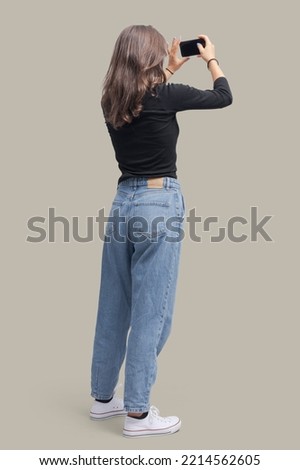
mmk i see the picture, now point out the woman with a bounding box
[90,25,232,438]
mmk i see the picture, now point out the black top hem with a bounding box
[118,172,177,185]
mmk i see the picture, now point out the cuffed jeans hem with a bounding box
[124,406,150,413]
[91,393,113,400]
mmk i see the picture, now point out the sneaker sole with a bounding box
[123,420,181,438]
[90,411,127,420]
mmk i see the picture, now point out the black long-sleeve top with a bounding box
[105,76,233,184]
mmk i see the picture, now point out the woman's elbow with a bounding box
[218,95,233,108]
[227,93,233,106]
[221,92,233,108]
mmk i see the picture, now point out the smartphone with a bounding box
[180,38,206,57]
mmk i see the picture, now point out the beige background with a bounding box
[1,0,299,450]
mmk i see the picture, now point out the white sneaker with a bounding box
[123,406,181,438]
[90,396,127,420]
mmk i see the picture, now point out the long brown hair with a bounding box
[101,25,168,129]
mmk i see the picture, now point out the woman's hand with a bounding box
[166,37,190,74]
[197,34,216,63]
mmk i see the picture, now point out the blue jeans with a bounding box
[91,176,185,412]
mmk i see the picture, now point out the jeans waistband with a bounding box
[118,176,181,190]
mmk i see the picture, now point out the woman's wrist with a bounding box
[206,58,220,69]
[206,57,225,81]
[165,67,174,75]
[165,67,175,80]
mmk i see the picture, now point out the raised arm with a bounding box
[164,34,233,110]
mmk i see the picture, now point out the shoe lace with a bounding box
[149,406,160,417]
[148,406,171,424]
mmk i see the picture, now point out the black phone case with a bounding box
[180,38,206,57]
